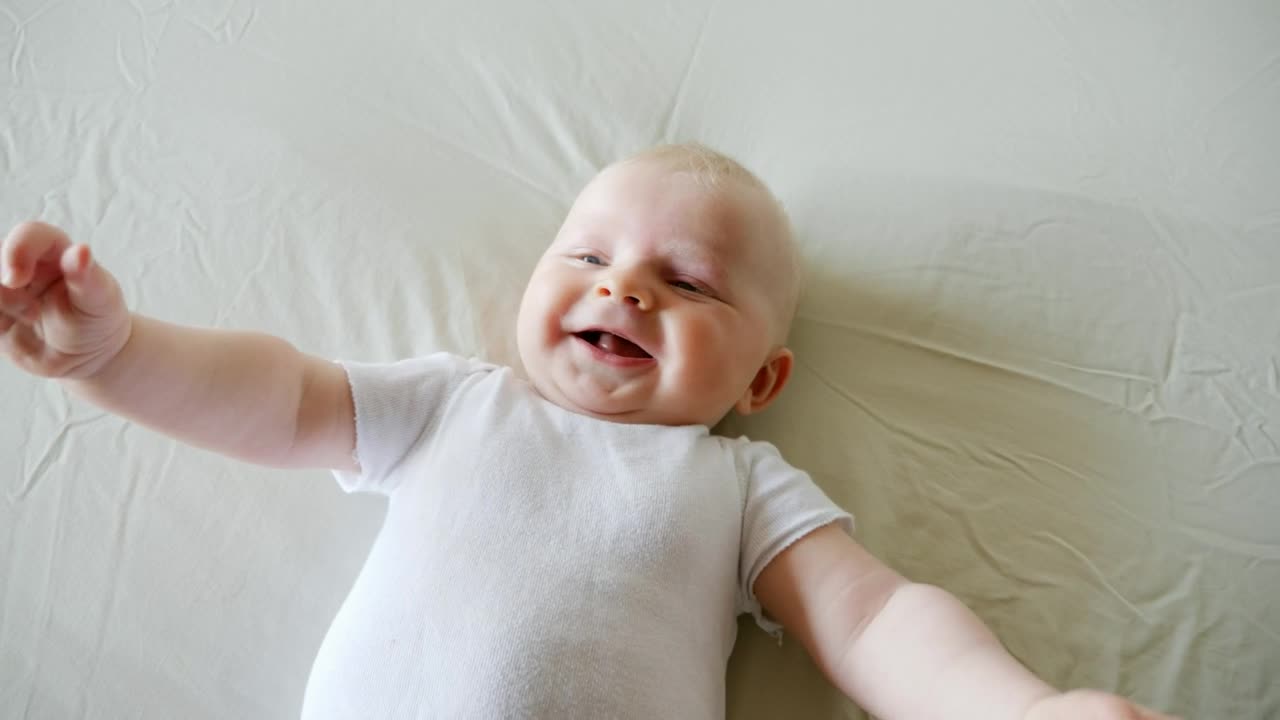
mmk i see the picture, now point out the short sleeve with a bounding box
[331,352,489,495]
[735,438,854,636]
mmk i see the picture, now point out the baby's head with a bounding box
[517,143,800,427]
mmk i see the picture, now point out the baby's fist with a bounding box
[1025,690,1180,720]
[1,221,131,379]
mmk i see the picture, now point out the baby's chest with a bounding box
[405,425,744,581]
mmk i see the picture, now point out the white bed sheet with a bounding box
[2,1,1277,718]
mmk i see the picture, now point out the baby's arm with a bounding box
[1,222,355,471]
[71,315,355,471]
[755,524,1177,720]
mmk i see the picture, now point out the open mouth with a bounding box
[573,330,653,359]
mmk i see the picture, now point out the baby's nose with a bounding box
[595,276,652,310]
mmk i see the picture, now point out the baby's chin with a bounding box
[528,367,688,426]
[547,373,652,420]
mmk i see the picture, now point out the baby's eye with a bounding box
[580,255,605,265]
[670,280,703,294]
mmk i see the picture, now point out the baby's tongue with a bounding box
[598,332,650,358]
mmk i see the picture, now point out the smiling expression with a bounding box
[516,159,795,427]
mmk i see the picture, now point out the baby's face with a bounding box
[517,160,792,427]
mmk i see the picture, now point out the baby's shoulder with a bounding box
[710,434,800,478]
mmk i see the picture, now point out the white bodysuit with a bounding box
[301,353,852,719]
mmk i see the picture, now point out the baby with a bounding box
[1,144,1175,719]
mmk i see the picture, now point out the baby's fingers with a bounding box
[0,284,39,325]
[2,221,71,290]
[0,320,54,377]
[57,244,116,315]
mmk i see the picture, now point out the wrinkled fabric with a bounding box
[1,1,1276,719]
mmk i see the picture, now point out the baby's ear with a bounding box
[735,347,794,416]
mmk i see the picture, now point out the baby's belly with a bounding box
[301,489,740,719]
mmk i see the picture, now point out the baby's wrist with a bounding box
[75,311,137,383]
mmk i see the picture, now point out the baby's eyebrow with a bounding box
[665,244,728,287]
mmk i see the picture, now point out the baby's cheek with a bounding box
[679,323,735,380]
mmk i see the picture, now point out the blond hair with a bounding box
[620,142,803,344]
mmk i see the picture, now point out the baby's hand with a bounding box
[1025,690,1181,720]
[1,221,132,379]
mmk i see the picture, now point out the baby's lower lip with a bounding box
[571,334,657,368]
